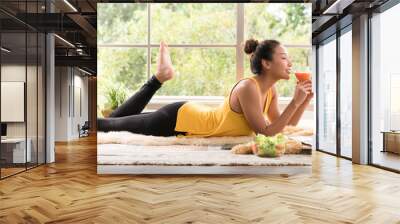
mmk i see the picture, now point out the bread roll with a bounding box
[284,139,303,154]
[275,143,286,156]
[231,142,253,154]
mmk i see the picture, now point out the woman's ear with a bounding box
[261,59,271,70]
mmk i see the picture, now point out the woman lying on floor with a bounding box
[97,39,313,137]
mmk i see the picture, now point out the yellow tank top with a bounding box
[174,76,273,137]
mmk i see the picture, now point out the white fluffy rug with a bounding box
[97,144,311,166]
[97,131,311,167]
[97,131,253,146]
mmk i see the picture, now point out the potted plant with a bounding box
[101,86,127,118]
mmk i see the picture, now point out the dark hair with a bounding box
[244,38,281,75]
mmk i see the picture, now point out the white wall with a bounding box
[55,67,89,141]
[1,65,31,138]
[72,72,89,138]
[55,66,69,141]
[1,63,46,163]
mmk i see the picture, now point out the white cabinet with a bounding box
[1,138,32,163]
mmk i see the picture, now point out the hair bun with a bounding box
[244,38,259,55]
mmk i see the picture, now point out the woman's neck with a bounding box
[254,72,277,93]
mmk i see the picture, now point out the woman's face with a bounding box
[262,45,292,80]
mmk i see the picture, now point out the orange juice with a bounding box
[295,72,311,81]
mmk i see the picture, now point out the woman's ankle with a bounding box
[150,75,163,87]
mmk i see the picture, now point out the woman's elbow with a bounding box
[257,126,279,137]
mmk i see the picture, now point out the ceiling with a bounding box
[1,0,97,74]
[311,0,390,43]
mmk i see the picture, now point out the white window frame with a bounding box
[98,3,312,104]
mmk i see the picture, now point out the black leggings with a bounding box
[97,75,187,136]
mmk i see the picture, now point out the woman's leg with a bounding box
[109,75,162,117]
[109,41,175,117]
[98,101,187,136]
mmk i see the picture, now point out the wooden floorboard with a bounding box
[372,151,400,171]
[1,135,400,223]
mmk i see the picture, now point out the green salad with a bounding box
[254,133,287,157]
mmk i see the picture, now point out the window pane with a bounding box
[244,47,311,97]
[1,31,27,177]
[340,29,352,158]
[38,33,46,165]
[150,47,236,96]
[245,3,311,45]
[98,3,148,44]
[371,4,400,171]
[151,3,236,44]
[318,37,337,154]
[27,31,38,168]
[97,48,147,117]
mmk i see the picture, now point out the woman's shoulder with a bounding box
[235,76,258,89]
[231,77,259,97]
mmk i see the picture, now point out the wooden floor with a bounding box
[1,167,26,178]
[373,151,400,171]
[1,163,45,178]
[1,135,400,223]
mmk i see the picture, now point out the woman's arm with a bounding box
[268,81,314,126]
[287,92,313,126]
[238,81,310,136]
[266,86,281,123]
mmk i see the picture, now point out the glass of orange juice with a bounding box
[294,72,311,81]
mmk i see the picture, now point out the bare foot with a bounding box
[155,41,174,83]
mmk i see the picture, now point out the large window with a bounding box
[316,26,353,159]
[97,3,311,115]
[371,3,400,171]
[340,27,352,158]
[317,36,337,154]
[150,48,236,97]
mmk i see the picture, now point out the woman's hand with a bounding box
[303,78,314,104]
[286,80,313,126]
[304,91,314,103]
[292,80,312,106]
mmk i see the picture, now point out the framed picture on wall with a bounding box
[1,81,25,122]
